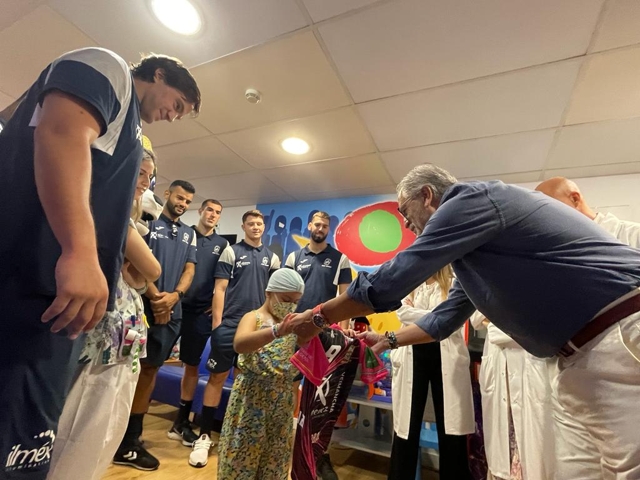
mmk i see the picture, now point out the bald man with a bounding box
[536,176,640,478]
[536,177,640,247]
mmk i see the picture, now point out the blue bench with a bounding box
[151,341,235,423]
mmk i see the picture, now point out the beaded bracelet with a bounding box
[272,324,280,339]
[385,331,399,349]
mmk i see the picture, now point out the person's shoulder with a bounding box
[56,47,129,77]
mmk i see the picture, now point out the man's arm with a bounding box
[35,90,108,338]
[337,283,351,329]
[151,262,195,324]
[211,278,229,329]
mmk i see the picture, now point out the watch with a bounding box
[175,290,185,300]
[311,304,328,329]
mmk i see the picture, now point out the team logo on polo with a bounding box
[261,257,269,266]
[322,258,332,268]
[213,245,220,254]
[5,430,56,472]
[182,232,190,244]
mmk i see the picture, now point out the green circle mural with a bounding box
[359,210,402,253]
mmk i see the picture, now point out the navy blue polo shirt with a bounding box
[348,181,640,357]
[216,240,280,328]
[0,47,142,310]
[182,228,228,313]
[145,214,197,320]
[286,244,352,312]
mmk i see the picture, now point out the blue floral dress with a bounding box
[217,311,299,480]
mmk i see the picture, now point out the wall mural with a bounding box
[257,194,413,333]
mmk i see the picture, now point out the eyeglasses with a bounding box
[397,197,413,223]
[171,224,178,238]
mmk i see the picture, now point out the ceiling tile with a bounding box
[301,0,380,22]
[381,130,556,182]
[591,0,640,52]
[459,171,543,184]
[189,171,291,202]
[0,91,14,110]
[0,5,97,97]
[217,107,375,169]
[0,0,47,31]
[192,31,351,134]
[143,118,212,148]
[543,162,640,179]
[155,136,254,181]
[547,118,640,169]
[263,154,393,195]
[319,0,602,102]
[292,184,397,202]
[359,59,581,151]
[49,0,308,67]
[566,47,640,125]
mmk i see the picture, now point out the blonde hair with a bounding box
[433,264,454,301]
[131,149,156,223]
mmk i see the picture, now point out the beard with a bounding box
[166,199,184,218]
[311,231,327,244]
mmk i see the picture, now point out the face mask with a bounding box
[271,296,298,320]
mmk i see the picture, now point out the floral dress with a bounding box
[79,272,147,372]
[217,312,299,480]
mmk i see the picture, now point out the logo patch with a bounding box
[5,430,56,472]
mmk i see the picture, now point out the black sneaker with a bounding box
[167,421,199,446]
[113,440,160,471]
[317,453,339,480]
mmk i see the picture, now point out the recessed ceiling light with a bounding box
[281,137,310,155]
[151,0,202,36]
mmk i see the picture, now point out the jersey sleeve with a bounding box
[187,230,197,264]
[336,254,352,285]
[271,253,281,271]
[215,245,235,280]
[31,48,133,155]
[285,252,296,270]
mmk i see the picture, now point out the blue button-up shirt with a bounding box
[347,181,640,357]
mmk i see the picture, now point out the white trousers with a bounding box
[554,312,640,480]
[46,362,139,480]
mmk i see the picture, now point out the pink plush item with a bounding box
[290,335,330,387]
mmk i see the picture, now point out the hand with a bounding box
[150,291,178,315]
[343,328,358,339]
[42,252,109,339]
[291,310,322,339]
[356,331,388,355]
[154,311,171,325]
[277,312,308,337]
[402,297,414,307]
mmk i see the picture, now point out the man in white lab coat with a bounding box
[537,176,640,479]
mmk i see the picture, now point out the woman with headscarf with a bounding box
[216,268,305,479]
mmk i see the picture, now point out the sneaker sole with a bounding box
[112,459,159,471]
[167,430,195,447]
[189,460,208,468]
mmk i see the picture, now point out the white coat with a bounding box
[478,322,557,480]
[391,282,475,439]
[594,211,640,249]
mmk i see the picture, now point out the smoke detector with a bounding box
[245,88,262,104]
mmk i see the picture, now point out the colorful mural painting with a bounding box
[257,194,411,333]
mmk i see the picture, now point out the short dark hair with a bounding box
[169,180,195,194]
[242,209,264,223]
[311,211,330,222]
[201,199,222,209]
[131,54,201,116]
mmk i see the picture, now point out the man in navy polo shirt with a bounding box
[0,48,200,479]
[285,210,352,480]
[115,179,197,470]
[169,199,228,441]
[188,209,280,468]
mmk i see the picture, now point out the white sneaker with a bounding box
[189,434,213,468]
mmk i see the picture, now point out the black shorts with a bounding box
[206,324,237,374]
[141,298,182,367]
[0,280,85,479]
[179,309,211,367]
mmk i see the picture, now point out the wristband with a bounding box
[385,331,399,349]
[135,280,149,295]
[272,324,280,339]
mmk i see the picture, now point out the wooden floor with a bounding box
[102,402,438,480]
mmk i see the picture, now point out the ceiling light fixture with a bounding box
[281,137,310,155]
[151,0,202,36]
